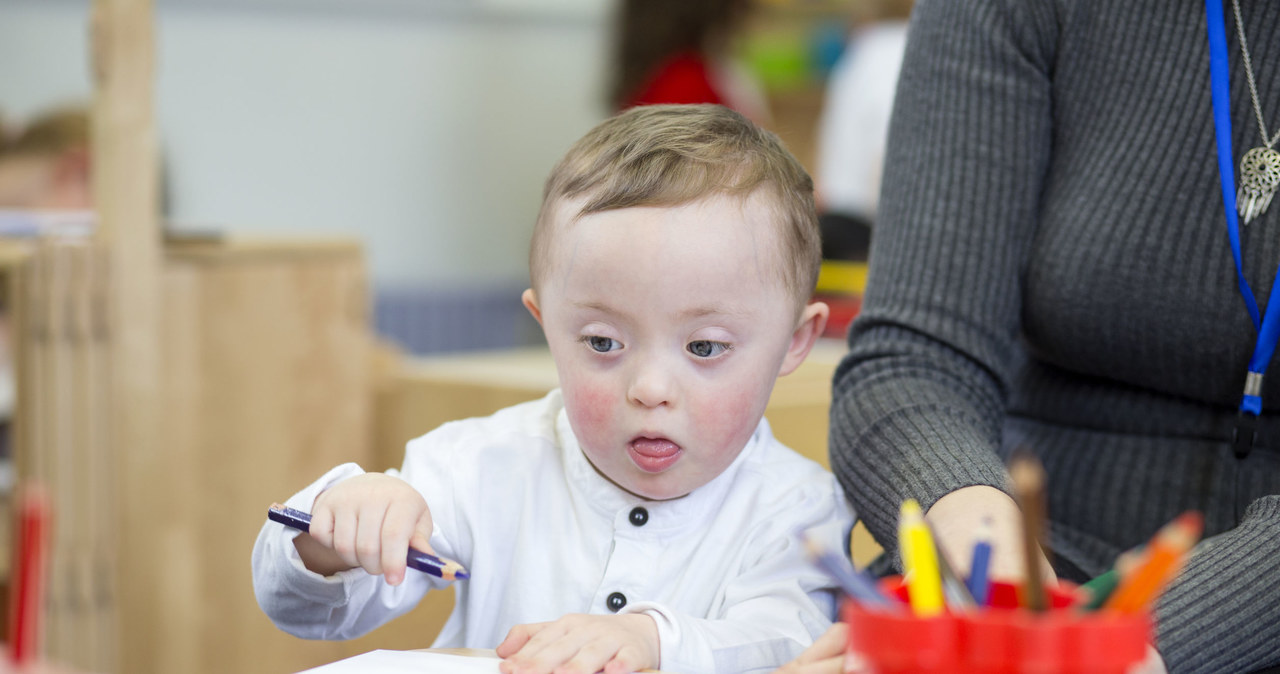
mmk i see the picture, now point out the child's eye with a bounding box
[687,340,730,358]
[581,335,621,353]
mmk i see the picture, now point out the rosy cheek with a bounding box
[563,381,615,443]
[697,387,759,444]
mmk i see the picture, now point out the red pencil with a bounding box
[8,483,52,664]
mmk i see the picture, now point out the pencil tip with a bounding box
[1009,453,1046,491]
[1169,511,1205,546]
[1176,510,1204,530]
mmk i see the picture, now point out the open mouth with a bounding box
[627,436,682,473]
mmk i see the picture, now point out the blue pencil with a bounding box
[966,516,993,607]
[267,503,469,581]
[802,533,894,609]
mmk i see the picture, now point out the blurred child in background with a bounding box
[0,108,91,211]
[610,0,770,124]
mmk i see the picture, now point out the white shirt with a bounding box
[252,390,854,674]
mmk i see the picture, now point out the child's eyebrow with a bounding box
[676,305,749,320]
[571,300,618,314]
[572,301,750,321]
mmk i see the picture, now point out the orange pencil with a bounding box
[1104,511,1203,614]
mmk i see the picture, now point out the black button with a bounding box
[606,591,627,612]
[628,506,649,526]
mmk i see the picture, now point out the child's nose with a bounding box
[627,363,675,408]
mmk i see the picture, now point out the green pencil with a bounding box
[1079,569,1120,611]
[1081,544,1147,611]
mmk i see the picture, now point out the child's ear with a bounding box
[778,300,829,376]
[521,288,543,326]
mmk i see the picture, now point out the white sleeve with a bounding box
[622,476,854,674]
[250,460,453,640]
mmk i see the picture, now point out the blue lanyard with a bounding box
[1205,0,1280,454]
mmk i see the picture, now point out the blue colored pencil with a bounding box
[967,516,993,607]
[802,533,894,609]
[267,503,469,581]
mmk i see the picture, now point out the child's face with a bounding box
[525,191,823,501]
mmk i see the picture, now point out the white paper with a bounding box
[299,649,502,673]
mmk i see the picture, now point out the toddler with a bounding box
[252,104,854,674]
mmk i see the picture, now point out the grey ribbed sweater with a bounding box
[829,1,1280,671]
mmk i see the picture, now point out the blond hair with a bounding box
[531,104,820,307]
[0,107,89,159]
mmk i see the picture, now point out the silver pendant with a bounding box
[1237,146,1280,224]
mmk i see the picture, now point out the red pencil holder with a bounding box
[844,576,1151,674]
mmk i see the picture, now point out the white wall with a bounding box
[0,0,611,288]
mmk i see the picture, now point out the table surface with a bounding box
[425,648,676,673]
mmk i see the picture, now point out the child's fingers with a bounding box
[329,505,360,568]
[307,505,336,549]
[354,500,389,576]
[600,644,646,674]
[773,656,846,674]
[502,619,583,674]
[554,640,619,674]
[496,622,545,660]
[410,508,436,556]
[844,652,870,673]
[378,501,409,585]
[794,622,848,665]
[381,500,426,586]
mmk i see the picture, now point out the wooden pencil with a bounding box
[1104,511,1203,614]
[267,503,470,581]
[1009,451,1049,612]
[9,483,52,664]
[801,534,893,608]
[898,499,945,617]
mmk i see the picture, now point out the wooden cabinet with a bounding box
[155,238,376,674]
[6,235,449,673]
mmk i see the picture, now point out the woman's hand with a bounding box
[926,485,1055,583]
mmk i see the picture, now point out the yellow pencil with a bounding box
[898,499,945,617]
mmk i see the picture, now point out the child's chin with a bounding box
[624,478,698,502]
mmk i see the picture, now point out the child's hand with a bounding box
[293,472,434,586]
[773,622,868,673]
[496,613,659,674]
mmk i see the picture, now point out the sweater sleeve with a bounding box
[829,0,1058,557]
[1155,495,1280,672]
[623,474,853,673]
